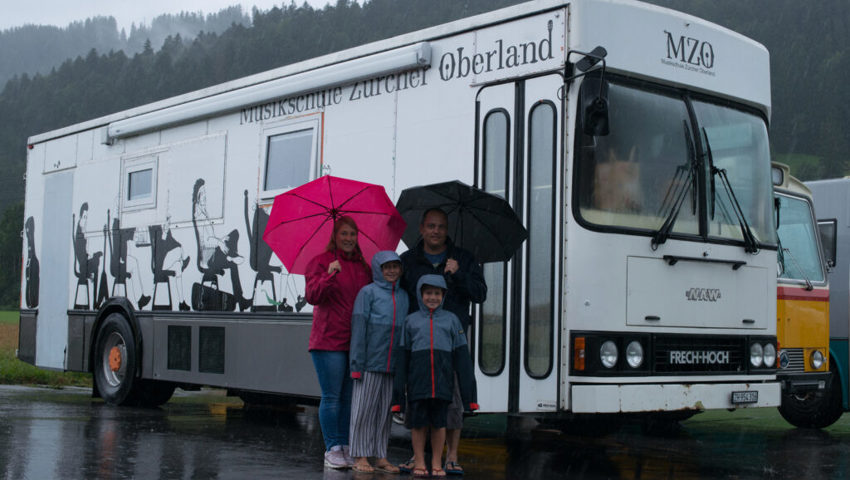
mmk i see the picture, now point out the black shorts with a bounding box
[407,398,449,429]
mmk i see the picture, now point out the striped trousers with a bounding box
[349,371,393,458]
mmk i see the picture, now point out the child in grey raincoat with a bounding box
[348,251,409,473]
[391,274,478,477]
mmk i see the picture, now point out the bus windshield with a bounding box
[777,193,825,283]
[575,79,777,248]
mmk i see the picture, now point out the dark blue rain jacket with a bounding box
[392,274,478,412]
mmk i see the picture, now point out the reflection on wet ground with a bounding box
[1,385,849,479]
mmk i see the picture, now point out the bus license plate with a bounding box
[731,391,758,404]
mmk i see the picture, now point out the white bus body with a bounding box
[20,0,780,411]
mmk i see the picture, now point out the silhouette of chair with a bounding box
[193,216,221,290]
[252,269,279,312]
[72,220,90,310]
[245,193,280,312]
[152,269,174,311]
[109,222,132,297]
[73,253,90,310]
[149,224,176,311]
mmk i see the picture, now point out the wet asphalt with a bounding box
[1,385,849,479]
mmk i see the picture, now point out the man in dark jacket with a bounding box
[399,207,486,475]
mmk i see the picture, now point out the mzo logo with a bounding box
[664,30,715,69]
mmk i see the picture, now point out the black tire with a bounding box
[135,380,176,407]
[93,313,141,406]
[778,363,844,429]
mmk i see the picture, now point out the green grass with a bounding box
[0,310,92,388]
[0,310,17,325]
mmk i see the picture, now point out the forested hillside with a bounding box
[0,7,250,88]
[0,0,847,307]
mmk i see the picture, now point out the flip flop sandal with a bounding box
[412,467,430,478]
[431,467,447,477]
[398,457,416,474]
[375,463,400,474]
[352,463,375,473]
[444,461,464,475]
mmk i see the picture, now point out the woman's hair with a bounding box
[325,216,364,260]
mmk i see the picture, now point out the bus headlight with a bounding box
[811,350,825,370]
[749,343,764,368]
[600,340,618,369]
[763,343,776,368]
[625,340,644,368]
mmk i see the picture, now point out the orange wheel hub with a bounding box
[108,346,122,372]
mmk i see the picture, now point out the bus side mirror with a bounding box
[818,218,837,270]
[580,75,609,137]
[774,197,781,228]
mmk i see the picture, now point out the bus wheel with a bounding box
[135,380,176,407]
[93,313,141,406]
[778,363,843,429]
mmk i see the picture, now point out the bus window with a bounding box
[122,155,158,210]
[480,109,509,375]
[576,82,698,235]
[694,100,775,245]
[525,101,555,378]
[264,128,313,192]
[777,194,825,283]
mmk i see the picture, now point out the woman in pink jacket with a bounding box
[305,216,372,469]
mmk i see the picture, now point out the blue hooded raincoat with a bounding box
[391,274,478,412]
[349,251,409,378]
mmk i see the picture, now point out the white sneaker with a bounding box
[324,448,349,469]
[392,412,405,425]
[342,445,355,467]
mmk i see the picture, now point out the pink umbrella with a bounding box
[263,175,406,275]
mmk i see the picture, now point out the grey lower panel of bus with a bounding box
[67,311,320,398]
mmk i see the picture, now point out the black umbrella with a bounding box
[396,180,528,263]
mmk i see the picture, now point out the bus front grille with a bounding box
[779,348,805,373]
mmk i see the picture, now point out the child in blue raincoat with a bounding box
[348,251,409,473]
[391,274,478,477]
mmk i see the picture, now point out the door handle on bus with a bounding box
[645,315,660,321]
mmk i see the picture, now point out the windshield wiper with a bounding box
[703,128,760,253]
[651,121,697,250]
[781,245,814,290]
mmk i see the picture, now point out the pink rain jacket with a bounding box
[305,249,372,351]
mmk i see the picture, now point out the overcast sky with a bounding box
[0,0,332,32]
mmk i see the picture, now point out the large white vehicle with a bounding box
[806,178,850,423]
[19,0,780,412]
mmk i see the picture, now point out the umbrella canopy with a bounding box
[263,175,406,274]
[396,180,528,263]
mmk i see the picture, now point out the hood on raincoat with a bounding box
[371,250,403,286]
[416,274,447,312]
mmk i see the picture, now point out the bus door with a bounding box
[474,74,563,413]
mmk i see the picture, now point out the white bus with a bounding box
[19,0,780,413]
